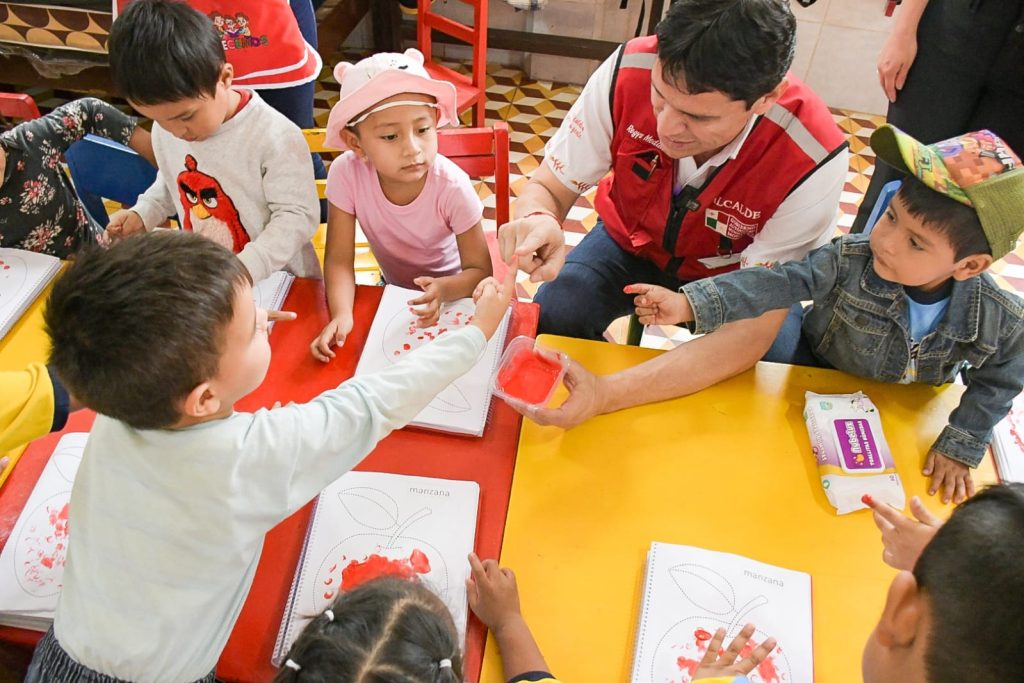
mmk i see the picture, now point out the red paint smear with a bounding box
[740,641,782,683]
[402,343,411,351]
[340,549,432,591]
[496,347,563,404]
[23,503,71,587]
[676,656,701,677]
[324,591,334,600]
[674,629,784,683]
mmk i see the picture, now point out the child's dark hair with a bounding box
[45,231,250,430]
[656,0,795,108]
[108,0,225,105]
[913,483,1024,682]
[274,578,462,683]
[896,176,991,260]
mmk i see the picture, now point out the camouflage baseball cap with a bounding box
[871,124,1024,260]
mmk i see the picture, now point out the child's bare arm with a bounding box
[466,553,549,680]
[311,205,356,362]
[127,126,156,167]
[410,222,493,328]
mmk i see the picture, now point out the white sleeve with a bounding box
[739,147,848,267]
[542,49,618,194]
[131,127,178,229]
[236,121,319,283]
[232,325,488,522]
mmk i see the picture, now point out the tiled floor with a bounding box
[9,53,1024,348]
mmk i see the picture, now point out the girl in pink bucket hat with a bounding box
[312,49,493,362]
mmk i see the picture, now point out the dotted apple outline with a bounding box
[307,487,452,615]
[647,562,793,683]
[380,302,475,414]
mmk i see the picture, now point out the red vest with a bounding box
[115,1,321,88]
[594,36,847,280]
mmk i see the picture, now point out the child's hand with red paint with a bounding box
[691,624,777,681]
[409,276,444,328]
[624,283,694,325]
[864,493,944,571]
[471,257,517,340]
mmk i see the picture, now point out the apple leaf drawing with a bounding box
[338,487,400,530]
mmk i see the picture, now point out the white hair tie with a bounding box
[438,658,452,669]
[323,609,335,622]
[284,658,301,671]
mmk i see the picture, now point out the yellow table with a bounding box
[0,278,58,487]
[480,335,997,683]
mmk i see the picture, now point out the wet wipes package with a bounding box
[803,391,905,515]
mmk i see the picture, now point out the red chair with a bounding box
[418,0,488,128]
[439,122,511,279]
[0,92,41,121]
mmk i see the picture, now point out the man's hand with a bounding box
[410,276,443,328]
[515,359,604,429]
[923,450,975,504]
[498,214,565,283]
[310,312,352,363]
[692,625,777,681]
[102,209,145,244]
[624,283,693,325]
[863,494,943,571]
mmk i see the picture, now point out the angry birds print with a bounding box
[177,155,250,253]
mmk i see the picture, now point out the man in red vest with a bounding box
[498,0,848,428]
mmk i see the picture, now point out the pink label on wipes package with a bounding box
[833,418,884,473]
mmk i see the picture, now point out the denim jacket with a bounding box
[683,234,1024,467]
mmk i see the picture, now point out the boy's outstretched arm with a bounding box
[471,257,518,340]
[311,206,356,362]
[466,553,549,680]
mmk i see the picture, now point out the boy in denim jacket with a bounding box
[627,125,1024,506]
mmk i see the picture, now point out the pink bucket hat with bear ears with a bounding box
[324,48,459,150]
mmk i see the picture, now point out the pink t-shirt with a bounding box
[325,152,484,289]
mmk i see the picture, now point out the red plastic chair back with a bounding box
[418,0,488,127]
[0,93,41,121]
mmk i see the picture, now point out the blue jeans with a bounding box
[257,0,328,221]
[761,303,831,368]
[535,221,685,339]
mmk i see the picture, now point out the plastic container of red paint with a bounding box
[492,336,569,408]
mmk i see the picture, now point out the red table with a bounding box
[0,279,539,681]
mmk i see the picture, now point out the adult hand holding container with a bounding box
[492,336,569,409]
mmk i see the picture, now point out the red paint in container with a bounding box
[492,336,568,407]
